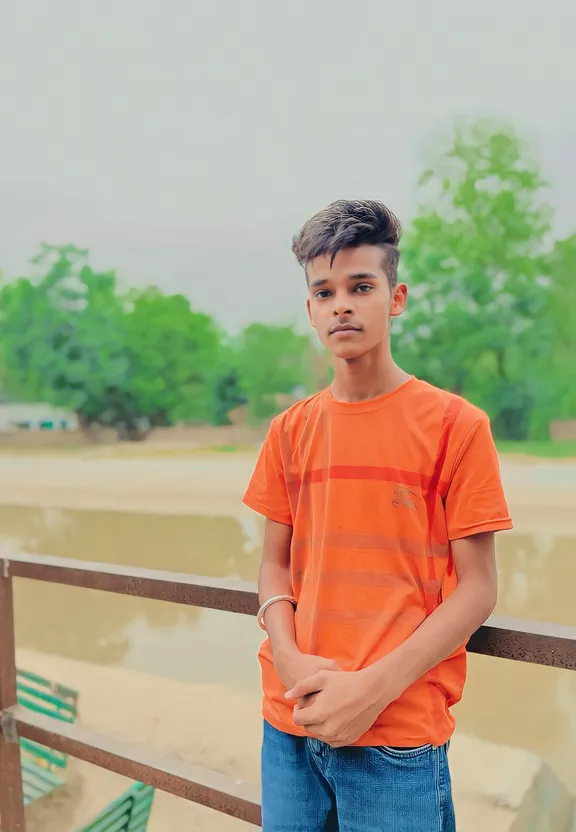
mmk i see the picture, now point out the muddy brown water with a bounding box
[1,502,575,792]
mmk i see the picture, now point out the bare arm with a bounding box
[365,530,498,697]
[258,517,297,660]
[259,517,341,691]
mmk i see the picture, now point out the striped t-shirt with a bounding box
[243,376,513,747]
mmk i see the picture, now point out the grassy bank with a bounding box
[496,439,576,459]
[0,438,575,461]
[0,442,258,459]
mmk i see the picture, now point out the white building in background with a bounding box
[0,402,78,432]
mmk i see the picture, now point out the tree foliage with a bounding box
[0,244,132,427]
[0,247,314,433]
[0,246,230,434]
[124,287,224,426]
[537,235,576,427]
[395,118,559,439]
[234,323,312,420]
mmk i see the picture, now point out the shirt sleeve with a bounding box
[242,418,293,525]
[445,413,513,540]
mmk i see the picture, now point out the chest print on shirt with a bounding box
[392,484,420,511]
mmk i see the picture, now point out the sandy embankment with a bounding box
[19,649,574,832]
[18,649,261,832]
[0,453,574,532]
[0,456,254,518]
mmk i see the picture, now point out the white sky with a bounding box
[1,0,575,332]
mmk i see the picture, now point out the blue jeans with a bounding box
[261,721,456,831]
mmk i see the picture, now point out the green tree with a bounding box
[395,118,554,439]
[0,244,134,428]
[0,245,228,434]
[124,287,225,426]
[531,234,576,433]
[235,323,312,420]
[211,366,248,425]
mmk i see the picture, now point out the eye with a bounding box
[315,289,331,299]
[354,283,373,293]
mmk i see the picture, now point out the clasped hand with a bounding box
[285,667,387,748]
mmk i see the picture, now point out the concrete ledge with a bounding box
[452,733,575,832]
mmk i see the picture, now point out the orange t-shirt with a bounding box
[242,376,513,747]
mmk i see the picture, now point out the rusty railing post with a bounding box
[0,559,26,831]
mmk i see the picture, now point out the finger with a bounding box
[324,737,344,747]
[298,692,318,709]
[328,740,347,748]
[285,672,325,701]
[313,731,338,745]
[293,705,321,729]
[292,705,309,727]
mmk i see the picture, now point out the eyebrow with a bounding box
[309,272,379,289]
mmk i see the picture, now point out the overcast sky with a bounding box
[1,1,575,332]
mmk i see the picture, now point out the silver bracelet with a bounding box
[257,594,297,631]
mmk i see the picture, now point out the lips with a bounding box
[329,324,361,334]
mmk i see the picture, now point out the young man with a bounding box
[242,199,513,831]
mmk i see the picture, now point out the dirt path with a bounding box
[0,456,254,518]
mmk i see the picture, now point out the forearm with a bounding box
[258,561,298,659]
[365,576,496,704]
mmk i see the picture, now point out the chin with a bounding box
[329,343,369,361]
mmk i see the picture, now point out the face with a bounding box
[306,245,407,360]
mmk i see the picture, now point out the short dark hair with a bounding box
[291,199,402,287]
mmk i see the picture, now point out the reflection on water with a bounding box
[0,506,264,689]
[1,504,575,787]
[496,532,576,625]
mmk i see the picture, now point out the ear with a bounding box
[390,283,408,318]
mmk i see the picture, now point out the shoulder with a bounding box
[270,390,324,429]
[409,380,497,483]
[411,378,489,430]
[409,379,492,458]
[267,390,325,448]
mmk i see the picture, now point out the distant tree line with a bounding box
[0,243,314,436]
[0,117,574,440]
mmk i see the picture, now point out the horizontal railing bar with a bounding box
[2,553,259,616]
[467,614,576,670]
[8,704,262,826]
[3,553,576,669]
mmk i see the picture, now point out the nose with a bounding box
[332,292,354,317]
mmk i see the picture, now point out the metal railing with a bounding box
[1,551,576,831]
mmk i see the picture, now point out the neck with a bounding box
[330,343,411,403]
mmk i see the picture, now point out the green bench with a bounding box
[78,782,155,832]
[17,668,155,830]
[16,668,78,805]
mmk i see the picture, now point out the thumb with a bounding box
[285,672,324,701]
